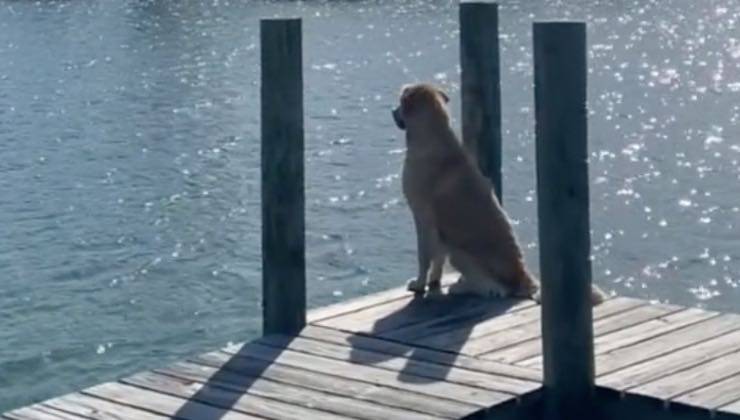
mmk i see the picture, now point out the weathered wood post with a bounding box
[534,22,596,419]
[459,1,503,203]
[260,18,306,336]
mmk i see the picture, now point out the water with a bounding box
[1,0,738,411]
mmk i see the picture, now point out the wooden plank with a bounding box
[673,372,740,410]
[315,285,472,335]
[92,378,336,420]
[457,317,545,357]
[460,1,503,198]
[160,360,458,419]
[253,335,538,395]
[508,302,681,366]
[417,295,627,355]
[123,370,375,420]
[596,313,740,376]
[593,308,717,354]
[3,404,89,420]
[216,343,508,407]
[309,287,414,323]
[379,297,536,342]
[43,392,170,419]
[469,389,543,420]
[188,352,478,418]
[719,398,740,416]
[578,296,643,318]
[261,18,306,335]
[299,325,541,382]
[415,303,544,351]
[149,363,443,420]
[590,301,682,335]
[519,306,715,368]
[314,295,428,334]
[629,349,740,400]
[307,274,456,323]
[472,298,664,358]
[594,387,720,420]
[598,328,740,390]
[483,297,651,363]
[82,382,264,420]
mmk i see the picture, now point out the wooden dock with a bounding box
[5,274,740,420]
[5,4,739,420]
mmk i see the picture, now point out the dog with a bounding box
[392,83,605,304]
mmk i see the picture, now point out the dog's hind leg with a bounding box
[482,257,540,300]
[447,249,508,297]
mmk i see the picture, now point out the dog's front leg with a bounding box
[407,212,433,294]
[426,246,445,297]
[424,223,446,296]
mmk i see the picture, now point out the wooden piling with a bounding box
[533,22,596,419]
[260,18,306,336]
[459,1,503,203]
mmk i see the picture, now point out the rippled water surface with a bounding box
[1,0,739,411]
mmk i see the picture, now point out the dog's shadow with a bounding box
[346,292,520,384]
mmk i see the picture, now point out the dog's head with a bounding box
[392,83,449,130]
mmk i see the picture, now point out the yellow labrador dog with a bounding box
[392,83,604,304]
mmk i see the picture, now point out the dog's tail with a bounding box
[590,284,608,305]
[512,268,541,301]
[518,270,607,306]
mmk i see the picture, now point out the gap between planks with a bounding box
[154,360,449,420]
[596,312,740,377]
[599,324,740,391]
[469,296,652,360]
[517,305,718,368]
[217,340,509,407]
[189,350,478,419]
[298,324,541,382]
[122,369,420,420]
[307,273,457,324]
[233,336,538,396]
[630,348,740,399]
[673,372,740,410]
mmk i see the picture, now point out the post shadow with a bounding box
[167,338,292,419]
[170,17,304,419]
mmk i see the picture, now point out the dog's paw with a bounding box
[487,288,508,299]
[407,278,426,294]
[591,285,608,305]
[531,289,542,304]
[425,287,444,299]
[448,277,473,296]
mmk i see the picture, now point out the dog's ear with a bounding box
[400,86,417,115]
[400,84,413,95]
[436,88,450,103]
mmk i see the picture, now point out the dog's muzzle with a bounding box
[392,107,405,130]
